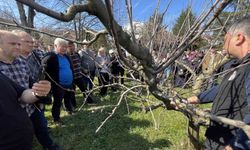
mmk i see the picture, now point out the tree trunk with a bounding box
[16,1,28,27]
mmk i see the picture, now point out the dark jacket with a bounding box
[45,52,74,87]
[204,54,250,149]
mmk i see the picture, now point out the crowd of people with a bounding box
[172,49,204,87]
[0,30,54,150]
[169,47,227,88]
[0,29,125,150]
[0,16,250,150]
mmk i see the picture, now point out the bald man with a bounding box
[11,30,61,150]
[0,30,51,150]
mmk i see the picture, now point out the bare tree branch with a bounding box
[95,85,146,133]
[0,20,107,45]
[125,0,136,42]
[156,0,232,74]
[16,1,28,26]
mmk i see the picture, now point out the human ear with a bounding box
[235,32,245,46]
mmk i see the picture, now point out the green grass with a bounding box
[33,86,208,150]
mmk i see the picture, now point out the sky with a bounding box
[114,0,213,29]
[0,0,214,30]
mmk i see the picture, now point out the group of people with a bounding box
[1,15,250,150]
[173,49,204,87]
[37,38,126,126]
[95,47,125,95]
[0,29,125,150]
[45,39,124,125]
[0,30,59,150]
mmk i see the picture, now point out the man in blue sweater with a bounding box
[45,38,74,125]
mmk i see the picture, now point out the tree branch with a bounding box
[16,1,28,26]
[156,0,232,74]
[0,20,106,45]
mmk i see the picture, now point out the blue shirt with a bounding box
[57,54,73,86]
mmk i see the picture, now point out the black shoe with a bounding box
[68,111,77,116]
[54,119,64,126]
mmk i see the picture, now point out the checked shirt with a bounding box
[0,57,35,116]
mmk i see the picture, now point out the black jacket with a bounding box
[45,52,74,87]
[205,54,250,149]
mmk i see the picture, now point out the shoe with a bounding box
[86,96,98,105]
[54,120,64,126]
[68,111,77,116]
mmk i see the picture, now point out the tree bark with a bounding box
[16,1,28,27]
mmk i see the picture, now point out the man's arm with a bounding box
[197,86,219,103]
[187,86,219,104]
[20,80,51,103]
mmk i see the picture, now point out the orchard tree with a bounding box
[13,0,250,140]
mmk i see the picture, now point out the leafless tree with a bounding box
[16,0,35,28]
[13,0,250,139]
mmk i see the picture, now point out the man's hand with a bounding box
[169,95,200,110]
[170,99,187,110]
[32,80,51,97]
[187,96,199,104]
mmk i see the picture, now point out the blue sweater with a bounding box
[57,54,73,86]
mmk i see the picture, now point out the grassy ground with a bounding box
[33,87,208,150]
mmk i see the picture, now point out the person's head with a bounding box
[47,44,53,52]
[83,44,89,50]
[223,17,250,59]
[0,30,21,62]
[109,49,115,56]
[54,38,68,55]
[12,30,34,56]
[67,41,76,53]
[33,39,40,49]
[98,47,106,56]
